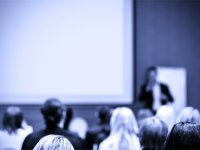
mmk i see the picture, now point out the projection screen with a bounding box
[0,0,134,104]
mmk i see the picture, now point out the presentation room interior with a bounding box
[0,0,200,130]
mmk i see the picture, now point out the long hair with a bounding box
[109,107,139,150]
[33,135,74,150]
[3,106,23,134]
[139,116,168,150]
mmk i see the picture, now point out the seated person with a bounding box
[164,122,200,149]
[22,98,85,150]
[64,107,88,139]
[68,117,88,139]
[63,107,74,130]
[99,107,140,150]
[136,108,153,129]
[33,134,74,150]
[139,66,173,113]
[139,116,168,150]
[86,106,111,150]
[0,106,33,150]
[156,105,176,131]
[176,106,200,124]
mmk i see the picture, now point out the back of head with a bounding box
[96,106,111,124]
[137,108,154,129]
[176,107,200,124]
[164,122,200,150]
[33,135,74,150]
[156,105,175,131]
[41,98,64,128]
[3,106,23,134]
[139,116,168,150]
[109,107,139,150]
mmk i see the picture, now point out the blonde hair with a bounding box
[109,107,139,150]
[110,107,138,134]
[176,107,200,124]
[33,135,74,150]
[156,105,175,131]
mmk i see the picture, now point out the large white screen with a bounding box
[0,0,133,104]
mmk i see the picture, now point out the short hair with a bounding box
[147,66,157,71]
[145,66,158,82]
[41,98,64,126]
[146,66,158,75]
[3,106,23,134]
[96,106,111,124]
[164,122,200,150]
[176,107,200,124]
[139,116,168,150]
[33,135,74,150]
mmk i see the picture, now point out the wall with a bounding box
[136,0,200,110]
[1,0,200,130]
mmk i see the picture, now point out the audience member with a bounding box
[0,106,33,150]
[155,105,176,131]
[68,117,88,139]
[164,122,200,149]
[139,66,173,113]
[22,98,85,150]
[86,106,111,150]
[33,134,74,150]
[139,116,168,150]
[176,106,200,124]
[63,107,73,130]
[136,108,153,129]
[99,107,140,150]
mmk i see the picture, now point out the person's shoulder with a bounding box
[98,136,113,150]
[87,125,102,134]
[63,131,86,150]
[159,82,169,88]
[24,129,44,141]
[64,130,83,140]
[141,83,147,88]
[22,130,45,150]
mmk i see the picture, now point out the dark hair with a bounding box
[3,106,23,134]
[41,98,64,127]
[63,107,73,130]
[146,66,157,74]
[164,122,200,150]
[144,66,158,83]
[139,116,168,150]
[96,106,111,124]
